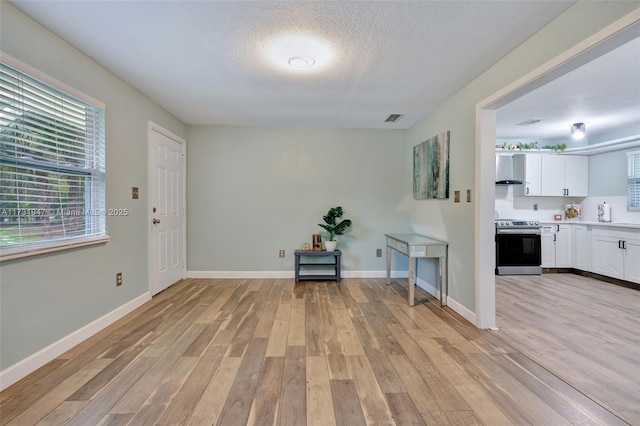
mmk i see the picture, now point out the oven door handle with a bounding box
[496,229,541,235]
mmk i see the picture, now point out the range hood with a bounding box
[495,154,523,185]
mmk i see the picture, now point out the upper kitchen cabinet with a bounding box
[513,153,588,197]
[513,153,541,196]
[540,154,589,197]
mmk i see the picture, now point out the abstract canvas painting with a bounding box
[413,130,450,199]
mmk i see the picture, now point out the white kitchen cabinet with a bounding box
[541,224,572,267]
[540,154,588,197]
[573,224,590,271]
[513,154,541,196]
[541,229,555,267]
[591,227,640,283]
[623,236,640,283]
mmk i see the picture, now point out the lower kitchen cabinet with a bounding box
[591,227,640,284]
[573,224,590,271]
[541,224,572,268]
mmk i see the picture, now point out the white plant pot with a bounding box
[324,240,338,252]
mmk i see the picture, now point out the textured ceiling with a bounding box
[496,36,640,142]
[12,1,577,130]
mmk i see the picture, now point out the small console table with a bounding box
[294,250,341,283]
[385,234,448,307]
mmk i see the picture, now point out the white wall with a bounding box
[0,3,185,375]
[186,125,411,275]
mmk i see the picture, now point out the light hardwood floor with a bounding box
[495,273,640,425]
[0,277,632,425]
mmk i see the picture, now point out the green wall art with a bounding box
[413,130,450,200]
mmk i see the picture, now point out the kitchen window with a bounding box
[629,150,640,211]
[0,57,107,261]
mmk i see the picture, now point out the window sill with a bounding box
[0,235,111,262]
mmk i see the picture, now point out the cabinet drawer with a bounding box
[396,242,408,254]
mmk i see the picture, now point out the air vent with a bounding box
[384,114,404,123]
[516,119,542,126]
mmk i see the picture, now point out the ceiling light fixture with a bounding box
[265,34,333,72]
[571,122,586,140]
[288,56,315,68]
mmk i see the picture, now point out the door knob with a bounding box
[153,218,161,225]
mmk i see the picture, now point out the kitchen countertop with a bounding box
[539,220,640,229]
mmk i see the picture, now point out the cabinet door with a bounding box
[541,229,556,267]
[564,156,588,197]
[524,154,541,196]
[591,233,624,279]
[623,237,640,284]
[555,224,573,267]
[573,225,590,271]
[513,154,542,196]
[540,155,565,196]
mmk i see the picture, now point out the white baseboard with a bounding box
[0,292,151,391]
[416,277,477,325]
[187,270,409,279]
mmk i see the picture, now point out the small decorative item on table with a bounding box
[301,242,311,251]
[312,234,322,251]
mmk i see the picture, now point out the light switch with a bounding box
[466,189,471,202]
[454,190,460,203]
[132,187,139,199]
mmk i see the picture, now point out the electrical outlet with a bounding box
[279,249,285,258]
[116,272,123,286]
[533,204,539,211]
[376,248,382,257]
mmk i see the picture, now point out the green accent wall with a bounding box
[186,125,410,272]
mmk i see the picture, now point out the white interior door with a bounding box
[149,126,185,295]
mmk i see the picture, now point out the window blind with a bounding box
[628,150,640,211]
[0,61,106,256]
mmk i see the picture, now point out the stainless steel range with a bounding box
[495,219,542,275]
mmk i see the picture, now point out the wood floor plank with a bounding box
[306,356,336,426]
[305,285,325,357]
[154,344,227,425]
[125,357,199,426]
[187,357,242,426]
[217,338,269,426]
[278,346,306,426]
[35,400,89,426]
[318,284,350,380]
[347,355,396,425]
[287,298,306,346]
[387,324,471,412]
[388,354,450,425]
[266,302,291,357]
[247,356,285,426]
[109,322,205,414]
[254,302,279,339]
[385,393,426,426]
[5,358,111,426]
[330,380,366,426]
[332,306,365,356]
[66,357,157,426]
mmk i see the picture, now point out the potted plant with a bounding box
[318,206,352,251]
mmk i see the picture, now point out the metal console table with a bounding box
[385,233,448,307]
[294,250,341,283]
